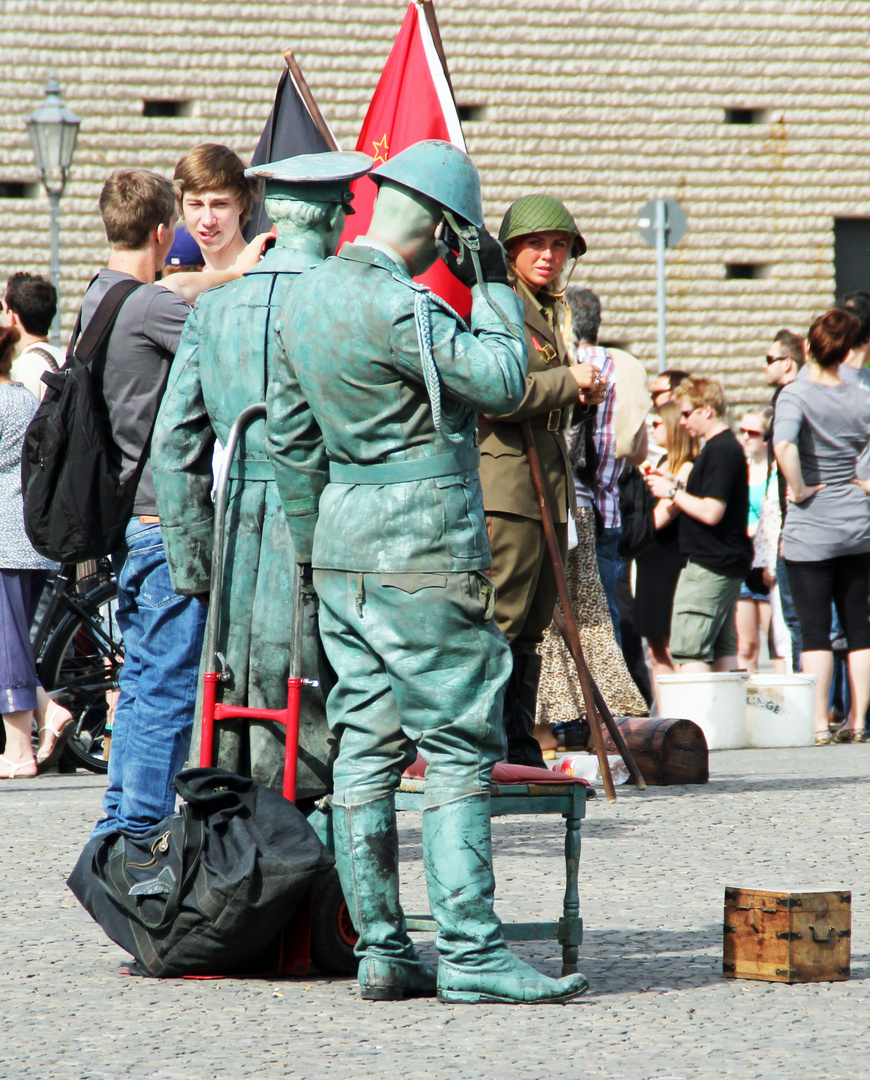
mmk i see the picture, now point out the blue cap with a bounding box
[166,224,203,267]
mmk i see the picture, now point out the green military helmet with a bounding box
[498,194,586,257]
[370,140,483,228]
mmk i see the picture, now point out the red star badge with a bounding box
[372,134,389,165]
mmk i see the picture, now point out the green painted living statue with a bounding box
[152,150,372,800]
[266,139,589,1004]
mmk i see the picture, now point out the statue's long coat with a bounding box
[152,246,334,799]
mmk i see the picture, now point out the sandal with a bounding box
[36,701,75,772]
[0,754,37,779]
[832,726,869,744]
[814,731,833,746]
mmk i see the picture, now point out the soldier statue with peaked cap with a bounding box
[266,139,589,1004]
[152,150,372,800]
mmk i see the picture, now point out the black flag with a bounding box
[244,61,337,238]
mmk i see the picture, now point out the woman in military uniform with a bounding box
[479,195,603,765]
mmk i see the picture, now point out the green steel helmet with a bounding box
[498,194,586,258]
[369,140,484,228]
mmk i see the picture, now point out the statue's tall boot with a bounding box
[332,795,437,1000]
[423,790,588,1004]
[502,651,546,768]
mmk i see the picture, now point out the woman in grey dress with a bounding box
[774,308,870,744]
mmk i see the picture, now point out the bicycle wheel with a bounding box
[39,582,123,774]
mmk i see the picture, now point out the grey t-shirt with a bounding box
[81,269,190,515]
[774,377,870,560]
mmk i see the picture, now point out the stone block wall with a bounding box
[2,0,869,408]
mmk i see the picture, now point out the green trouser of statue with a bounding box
[267,140,589,1004]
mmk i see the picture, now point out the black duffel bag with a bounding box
[67,768,334,977]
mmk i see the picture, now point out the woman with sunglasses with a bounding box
[774,308,870,743]
[734,408,782,672]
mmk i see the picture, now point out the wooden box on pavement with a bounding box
[723,886,851,983]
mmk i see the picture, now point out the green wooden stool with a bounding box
[396,773,591,976]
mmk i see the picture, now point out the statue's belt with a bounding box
[228,455,274,482]
[329,447,480,485]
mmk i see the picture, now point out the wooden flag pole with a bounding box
[519,420,646,799]
[282,50,340,151]
[551,606,646,790]
[418,0,456,98]
[519,420,616,801]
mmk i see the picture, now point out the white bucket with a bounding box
[745,674,818,748]
[656,672,748,750]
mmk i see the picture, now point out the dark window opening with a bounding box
[457,104,487,122]
[724,108,765,125]
[0,181,37,198]
[142,100,192,118]
[834,218,870,299]
[726,263,767,280]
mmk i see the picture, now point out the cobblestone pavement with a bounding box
[2,745,869,1080]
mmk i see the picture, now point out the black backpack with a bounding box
[21,278,155,562]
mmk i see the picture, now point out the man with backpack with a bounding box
[83,169,209,838]
[1,273,65,400]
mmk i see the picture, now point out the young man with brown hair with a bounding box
[174,144,258,272]
[647,376,752,671]
[87,167,258,837]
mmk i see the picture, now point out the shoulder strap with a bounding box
[28,345,61,373]
[73,278,155,491]
[75,278,145,366]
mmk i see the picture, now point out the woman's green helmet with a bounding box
[498,194,586,257]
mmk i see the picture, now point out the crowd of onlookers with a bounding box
[593,297,870,748]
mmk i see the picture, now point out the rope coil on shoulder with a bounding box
[412,287,468,446]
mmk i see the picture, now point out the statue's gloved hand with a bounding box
[442,228,509,288]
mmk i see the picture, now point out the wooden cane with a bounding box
[519,420,618,801]
[551,606,646,789]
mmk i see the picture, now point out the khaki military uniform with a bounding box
[479,281,586,652]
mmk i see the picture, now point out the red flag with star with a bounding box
[340,0,471,316]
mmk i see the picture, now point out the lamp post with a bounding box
[27,75,81,347]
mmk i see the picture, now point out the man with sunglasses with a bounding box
[764,330,804,391]
[647,376,751,670]
[764,329,805,670]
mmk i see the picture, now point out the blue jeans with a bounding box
[776,553,802,671]
[92,521,207,837]
[595,527,624,648]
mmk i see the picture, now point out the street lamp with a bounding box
[27,74,81,346]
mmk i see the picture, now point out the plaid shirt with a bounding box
[572,344,621,529]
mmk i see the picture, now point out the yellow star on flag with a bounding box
[372,134,389,165]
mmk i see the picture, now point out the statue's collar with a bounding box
[244,245,323,275]
[341,240,411,279]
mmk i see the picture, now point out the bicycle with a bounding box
[33,561,124,774]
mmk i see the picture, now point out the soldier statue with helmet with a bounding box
[480,195,605,767]
[266,140,589,1005]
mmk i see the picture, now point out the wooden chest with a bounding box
[602,717,708,786]
[723,886,851,983]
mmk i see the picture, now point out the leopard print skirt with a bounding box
[536,507,648,723]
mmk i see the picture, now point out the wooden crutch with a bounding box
[520,419,646,801]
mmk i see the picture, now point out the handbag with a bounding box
[617,465,656,558]
[67,768,334,977]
